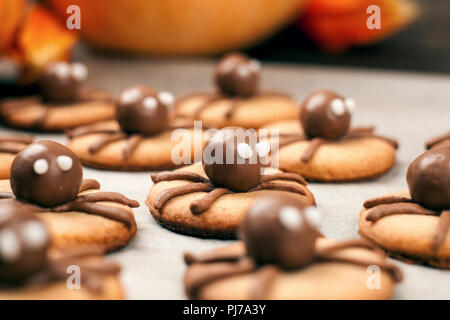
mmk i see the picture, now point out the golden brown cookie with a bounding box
[146,162,315,239]
[262,120,397,181]
[0,62,114,132]
[67,119,206,171]
[174,52,299,129]
[360,147,450,268]
[359,191,450,269]
[0,132,34,179]
[184,239,400,300]
[0,179,138,253]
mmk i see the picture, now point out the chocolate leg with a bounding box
[190,188,232,214]
[365,203,436,222]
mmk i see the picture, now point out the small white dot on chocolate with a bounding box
[120,88,141,104]
[304,207,322,228]
[237,143,253,160]
[21,221,48,250]
[143,97,158,111]
[52,63,71,78]
[0,229,21,262]
[249,60,261,72]
[330,99,346,116]
[56,155,73,171]
[33,159,49,175]
[71,63,88,80]
[255,141,270,158]
[345,98,356,112]
[158,91,174,107]
[237,65,251,77]
[279,206,303,230]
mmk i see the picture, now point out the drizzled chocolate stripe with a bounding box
[261,172,307,186]
[0,145,24,154]
[154,183,214,210]
[66,123,120,139]
[364,196,449,252]
[151,171,209,183]
[76,192,139,208]
[123,134,142,160]
[79,179,101,192]
[88,132,127,154]
[275,126,399,163]
[426,131,450,149]
[249,182,306,196]
[365,203,437,221]
[184,237,402,299]
[0,134,34,144]
[363,195,413,209]
[190,188,232,214]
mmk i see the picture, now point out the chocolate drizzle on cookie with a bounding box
[0,62,111,130]
[147,128,310,216]
[2,141,138,227]
[275,90,398,163]
[425,131,450,150]
[0,133,34,154]
[364,148,450,253]
[184,195,402,299]
[175,52,293,121]
[66,85,200,161]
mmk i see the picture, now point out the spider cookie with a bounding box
[0,140,139,253]
[146,127,315,238]
[0,132,34,179]
[262,90,398,181]
[67,85,205,170]
[0,62,114,132]
[359,147,450,268]
[426,131,450,150]
[183,195,402,299]
[174,52,299,129]
[0,202,123,299]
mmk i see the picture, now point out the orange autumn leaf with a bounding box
[300,0,419,52]
[0,0,26,53]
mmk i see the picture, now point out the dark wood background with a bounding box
[246,0,450,74]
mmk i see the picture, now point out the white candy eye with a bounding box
[279,206,303,230]
[56,155,73,171]
[120,88,141,104]
[71,63,88,80]
[0,229,20,262]
[249,59,261,72]
[21,221,48,250]
[237,143,253,159]
[255,141,270,158]
[237,65,250,77]
[33,159,48,175]
[304,207,322,228]
[158,91,174,107]
[330,98,346,116]
[52,63,71,78]
[344,98,356,112]
[143,97,158,111]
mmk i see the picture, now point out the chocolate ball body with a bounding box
[214,53,260,97]
[39,62,87,103]
[406,148,450,210]
[241,195,319,269]
[300,90,351,139]
[116,85,169,136]
[10,141,83,207]
[0,200,50,281]
[202,127,261,192]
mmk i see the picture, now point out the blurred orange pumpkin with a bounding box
[46,0,306,55]
[0,0,26,53]
[301,0,419,51]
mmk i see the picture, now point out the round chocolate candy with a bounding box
[10,141,83,207]
[214,53,260,97]
[300,90,356,140]
[241,195,321,269]
[202,127,270,192]
[116,85,173,136]
[406,148,450,210]
[39,61,88,103]
[0,200,49,281]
